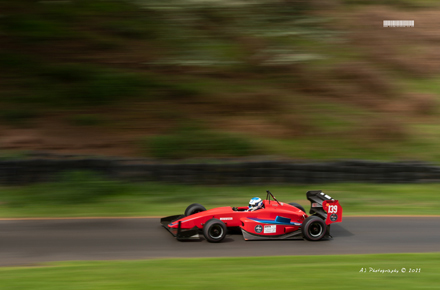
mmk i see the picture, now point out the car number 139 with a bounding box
[328,205,338,213]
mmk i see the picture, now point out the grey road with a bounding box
[1,217,439,266]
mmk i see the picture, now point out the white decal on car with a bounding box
[264,225,276,234]
[220,217,233,221]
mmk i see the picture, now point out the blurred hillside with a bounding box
[1,0,440,161]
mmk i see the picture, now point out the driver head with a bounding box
[249,197,263,211]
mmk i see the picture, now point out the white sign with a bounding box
[264,225,276,233]
[383,20,414,27]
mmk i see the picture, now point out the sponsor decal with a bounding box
[312,202,322,207]
[255,224,263,233]
[330,214,338,221]
[264,225,277,234]
[220,217,233,221]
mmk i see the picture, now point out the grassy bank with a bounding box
[0,253,437,289]
[1,173,440,217]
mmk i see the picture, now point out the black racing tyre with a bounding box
[184,203,206,217]
[301,216,327,241]
[203,218,227,243]
[288,202,306,214]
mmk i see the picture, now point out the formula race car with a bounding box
[161,190,342,242]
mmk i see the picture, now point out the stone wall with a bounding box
[1,157,439,185]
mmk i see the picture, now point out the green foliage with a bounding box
[103,19,160,40]
[0,0,439,163]
[73,0,139,14]
[147,127,256,159]
[0,55,196,108]
[0,150,29,160]
[0,0,157,43]
[165,81,205,99]
[68,114,106,126]
[0,52,42,74]
[0,0,328,110]
[24,65,148,107]
[1,16,76,42]
[69,70,146,106]
[40,63,99,82]
[0,108,37,126]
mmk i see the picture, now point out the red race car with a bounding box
[161,190,342,243]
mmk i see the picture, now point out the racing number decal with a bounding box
[324,201,342,223]
[328,205,338,214]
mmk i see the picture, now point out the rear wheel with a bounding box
[185,203,206,217]
[289,202,306,214]
[203,218,227,243]
[301,216,327,241]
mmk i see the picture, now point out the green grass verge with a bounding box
[0,253,436,289]
[1,173,440,217]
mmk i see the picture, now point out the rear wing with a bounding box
[306,190,343,224]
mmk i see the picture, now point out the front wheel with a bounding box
[301,216,327,241]
[185,203,206,216]
[203,218,227,243]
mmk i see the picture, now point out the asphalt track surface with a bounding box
[1,217,440,266]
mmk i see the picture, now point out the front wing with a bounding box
[160,215,200,240]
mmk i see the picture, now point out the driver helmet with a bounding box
[248,197,263,211]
